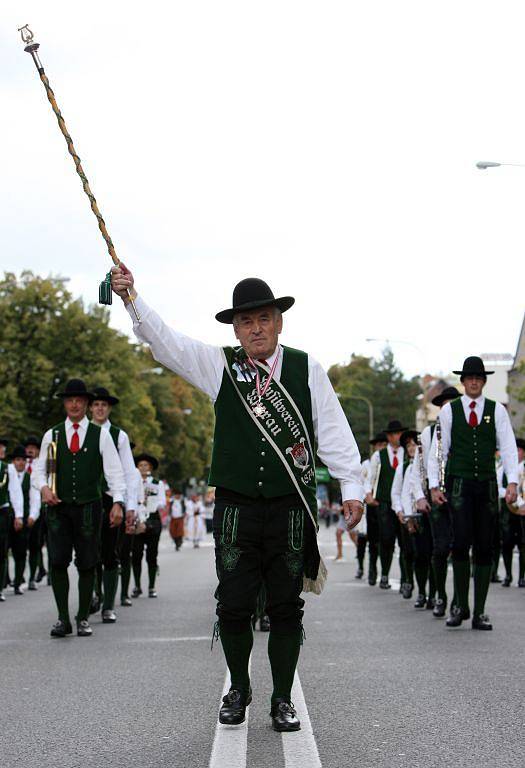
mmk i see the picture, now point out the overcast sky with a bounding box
[2,2,523,378]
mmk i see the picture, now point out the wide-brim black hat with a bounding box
[56,378,94,401]
[369,432,388,444]
[10,445,28,460]
[516,438,525,451]
[431,386,462,408]
[91,386,119,406]
[453,356,494,378]
[134,452,159,471]
[400,430,419,449]
[23,435,41,448]
[385,419,409,433]
[215,278,295,324]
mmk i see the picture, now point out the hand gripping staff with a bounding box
[18,25,140,323]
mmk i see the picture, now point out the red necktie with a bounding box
[26,458,32,475]
[70,423,80,453]
[469,401,478,427]
[392,451,399,470]
[258,359,268,366]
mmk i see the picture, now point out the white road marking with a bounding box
[281,672,322,768]
[124,635,210,643]
[209,660,252,768]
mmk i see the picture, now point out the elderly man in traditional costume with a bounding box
[111,269,363,732]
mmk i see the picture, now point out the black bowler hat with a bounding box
[431,386,461,408]
[400,430,419,449]
[516,438,525,451]
[91,386,119,406]
[385,419,409,434]
[453,356,494,379]
[11,445,27,460]
[23,435,41,448]
[369,432,387,445]
[135,452,159,471]
[0,437,8,448]
[56,379,94,401]
[215,278,295,324]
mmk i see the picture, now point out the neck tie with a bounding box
[70,423,80,453]
[258,359,268,366]
[469,401,478,427]
[392,450,399,470]
[26,458,32,475]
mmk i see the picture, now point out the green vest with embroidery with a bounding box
[54,421,104,504]
[448,398,497,481]
[209,346,316,506]
[0,462,9,507]
[100,424,120,495]
[375,448,397,503]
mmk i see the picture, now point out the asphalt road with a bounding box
[1,526,524,768]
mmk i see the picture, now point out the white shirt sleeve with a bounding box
[99,429,126,503]
[156,480,167,512]
[308,357,363,502]
[126,295,224,401]
[32,429,52,493]
[117,430,138,511]
[390,464,404,513]
[428,405,452,489]
[8,465,24,519]
[401,464,415,517]
[364,451,380,495]
[495,402,519,484]
[29,482,41,521]
[496,464,506,499]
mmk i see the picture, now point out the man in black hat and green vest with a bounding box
[32,379,126,637]
[365,420,410,590]
[0,446,24,602]
[497,437,525,587]
[111,268,364,732]
[90,386,137,622]
[411,386,461,617]
[428,357,518,630]
[9,445,41,593]
[132,453,165,598]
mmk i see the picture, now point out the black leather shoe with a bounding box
[401,583,413,599]
[0,591,5,602]
[14,586,24,595]
[219,687,252,725]
[271,699,301,732]
[89,596,101,614]
[414,594,426,608]
[379,576,391,590]
[102,609,117,623]
[131,587,142,598]
[355,568,363,579]
[368,575,377,586]
[77,619,93,637]
[491,573,502,583]
[502,576,512,587]
[433,598,446,618]
[259,615,270,632]
[35,568,47,583]
[148,588,158,598]
[28,580,38,591]
[426,598,435,611]
[121,596,132,606]
[446,607,470,627]
[472,614,492,630]
[50,619,73,637]
[518,578,525,588]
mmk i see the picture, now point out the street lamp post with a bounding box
[342,394,374,443]
[476,161,525,170]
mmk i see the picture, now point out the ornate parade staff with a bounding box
[18,24,140,322]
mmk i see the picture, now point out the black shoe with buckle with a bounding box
[491,573,502,583]
[446,607,470,627]
[14,586,24,595]
[219,687,252,725]
[401,583,413,599]
[102,609,117,623]
[502,576,512,587]
[77,619,93,637]
[121,596,132,606]
[433,598,446,618]
[355,568,364,579]
[270,699,301,732]
[518,578,525,588]
[148,588,158,598]
[28,580,38,591]
[132,587,142,598]
[379,576,391,590]
[472,614,492,631]
[426,597,435,611]
[50,619,73,638]
[89,596,101,615]
[414,593,426,608]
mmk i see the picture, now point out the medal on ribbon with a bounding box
[246,351,281,418]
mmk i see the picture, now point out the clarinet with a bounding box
[436,416,446,493]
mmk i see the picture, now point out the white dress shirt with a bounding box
[364,445,405,496]
[32,416,126,502]
[126,295,363,502]
[427,395,519,488]
[170,498,185,519]
[497,460,525,505]
[143,475,167,516]
[15,469,41,521]
[99,420,138,510]
[1,464,24,519]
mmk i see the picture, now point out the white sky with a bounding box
[2,2,524,378]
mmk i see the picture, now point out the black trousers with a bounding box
[100,494,121,570]
[429,503,452,559]
[46,501,103,570]
[0,508,11,585]
[377,503,405,578]
[366,506,379,578]
[448,476,498,565]
[213,491,311,635]
[412,513,433,563]
[132,514,162,579]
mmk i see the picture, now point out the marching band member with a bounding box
[0,446,24,602]
[132,453,165,599]
[498,437,525,588]
[9,445,41,593]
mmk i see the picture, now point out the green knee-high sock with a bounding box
[29,550,39,581]
[268,630,302,704]
[14,557,26,587]
[95,562,103,600]
[414,563,428,596]
[132,560,142,590]
[219,627,253,692]
[473,564,492,617]
[399,552,407,584]
[148,564,157,590]
[380,546,394,578]
[502,549,513,579]
[428,566,436,600]
[453,559,470,612]
[121,562,131,600]
[102,568,119,610]
[403,554,413,586]
[77,568,96,622]
[51,567,70,622]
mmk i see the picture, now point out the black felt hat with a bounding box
[23,435,41,448]
[453,356,494,379]
[369,432,388,445]
[516,438,525,451]
[431,386,462,408]
[400,430,419,449]
[134,452,159,471]
[385,419,409,434]
[56,379,94,401]
[0,437,9,448]
[215,278,295,324]
[91,386,119,406]
[10,445,28,460]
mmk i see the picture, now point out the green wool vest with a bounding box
[447,398,497,481]
[100,424,120,494]
[0,462,9,507]
[209,346,315,502]
[375,448,397,503]
[54,421,104,504]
